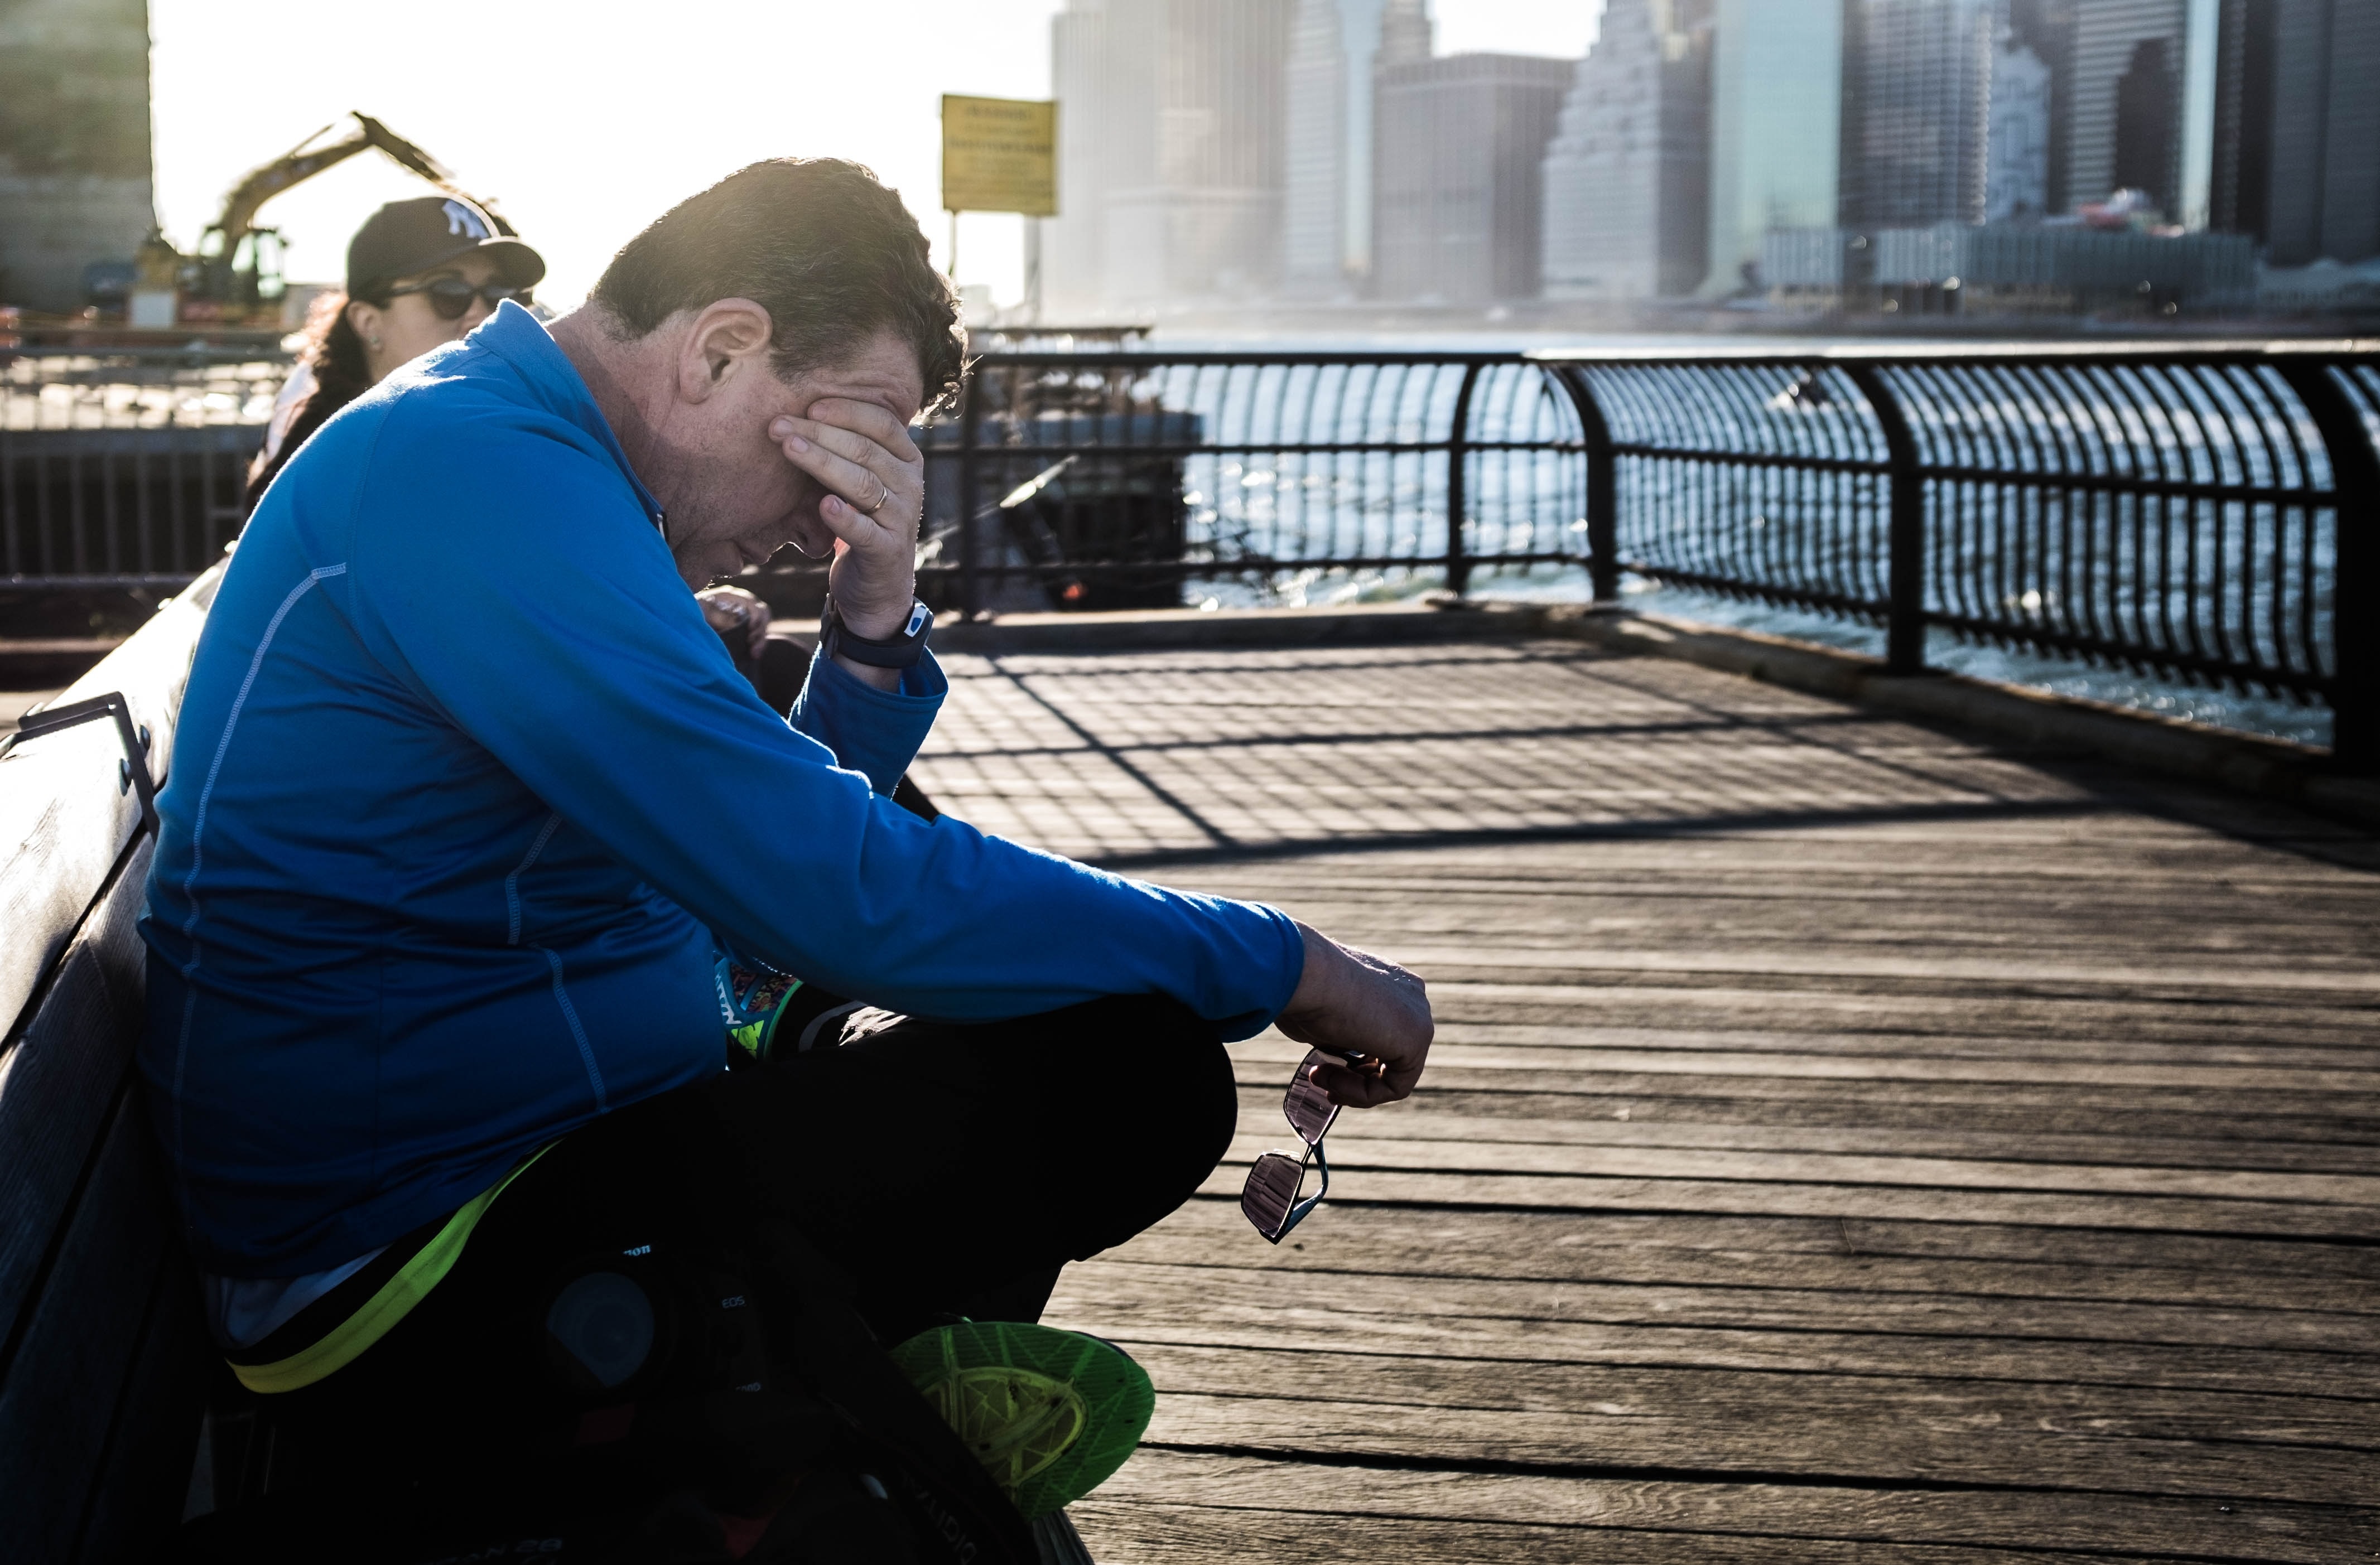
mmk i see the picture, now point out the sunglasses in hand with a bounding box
[1241,1047,1384,1244]
[383,276,534,321]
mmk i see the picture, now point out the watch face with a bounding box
[903,601,931,639]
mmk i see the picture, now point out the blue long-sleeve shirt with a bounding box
[139,303,1305,1277]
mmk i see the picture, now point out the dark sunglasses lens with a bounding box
[1283,1050,1340,1143]
[1241,1151,1307,1240]
[423,278,479,318]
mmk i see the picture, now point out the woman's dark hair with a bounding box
[240,288,376,517]
[590,158,965,415]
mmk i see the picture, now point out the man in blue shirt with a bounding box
[139,158,1429,1492]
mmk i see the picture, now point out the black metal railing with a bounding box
[919,352,1586,612]
[1537,344,2378,764]
[6,340,2374,762]
[1,346,285,587]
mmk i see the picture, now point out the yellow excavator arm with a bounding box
[192,113,505,305]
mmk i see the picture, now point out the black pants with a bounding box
[259,994,1236,1490]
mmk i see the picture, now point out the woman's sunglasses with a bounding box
[382,276,533,321]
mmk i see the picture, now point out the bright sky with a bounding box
[150,1,1602,310]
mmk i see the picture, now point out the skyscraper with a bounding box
[0,0,156,313]
[1842,0,1996,229]
[1372,53,1573,303]
[1538,0,1713,300]
[1282,0,1349,296]
[2208,0,2277,239]
[1279,0,1427,298]
[1986,31,2055,220]
[1044,0,1295,314]
[2065,0,2188,212]
[2007,0,2079,213]
[1703,0,1841,295]
[2226,0,2380,264]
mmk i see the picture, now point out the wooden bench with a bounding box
[0,571,220,1562]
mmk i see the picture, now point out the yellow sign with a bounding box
[941,95,1058,216]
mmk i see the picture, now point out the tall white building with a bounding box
[1703,0,1842,295]
[1986,32,2053,220]
[1539,0,1714,300]
[1044,0,1295,314]
[1283,0,1350,296]
[1280,0,1429,298]
[1373,52,1574,303]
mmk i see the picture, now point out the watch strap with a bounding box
[822,597,933,670]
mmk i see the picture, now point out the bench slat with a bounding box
[0,728,144,1049]
[0,1088,198,1563]
[69,1245,210,1564]
[0,571,211,1043]
[0,837,155,1359]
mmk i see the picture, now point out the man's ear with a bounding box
[677,299,775,404]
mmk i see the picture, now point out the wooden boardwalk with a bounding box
[905,634,2380,1565]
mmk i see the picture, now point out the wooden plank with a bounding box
[0,836,154,1354]
[1342,1089,2380,1161]
[1115,1202,2380,1306]
[0,724,144,1046]
[1209,1127,2380,1206]
[1047,1271,2376,1400]
[1326,1065,2376,1129]
[1178,1165,2380,1240]
[1227,1037,2380,1096]
[69,1248,210,1565]
[1060,1254,2380,1360]
[0,582,205,1042]
[1130,1389,2370,1508]
[1120,1341,2378,1450]
[1232,1098,2380,1175]
[1073,1450,2376,1564]
[1069,1502,2164,1565]
[0,1091,185,1564]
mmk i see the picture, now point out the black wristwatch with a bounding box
[820,596,934,670]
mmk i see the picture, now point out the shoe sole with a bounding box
[889,1321,1154,1520]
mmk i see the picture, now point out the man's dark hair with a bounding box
[592,158,965,414]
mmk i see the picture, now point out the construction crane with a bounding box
[153,112,508,322]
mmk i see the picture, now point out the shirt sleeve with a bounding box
[790,642,946,798]
[343,404,1306,1037]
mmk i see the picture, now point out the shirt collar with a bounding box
[470,301,667,528]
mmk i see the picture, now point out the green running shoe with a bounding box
[888,1320,1154,1520]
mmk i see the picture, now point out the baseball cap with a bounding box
[345,195,546,300]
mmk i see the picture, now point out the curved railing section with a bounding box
[1538,344,2377,765]
[928,352,1584,610]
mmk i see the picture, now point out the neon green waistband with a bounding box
[231,1145,551,1395]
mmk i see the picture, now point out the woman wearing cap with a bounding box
[242,194,545,515]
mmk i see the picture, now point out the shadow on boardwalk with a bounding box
[908,636,2380,1565]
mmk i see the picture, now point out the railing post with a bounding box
[1845,361,1929,676]
[1445,363,1481,598]
[958,368,983,621]
[2278,360,2379,772]
[1553,366,1621,602]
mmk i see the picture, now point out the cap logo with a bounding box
[442,199,490,240]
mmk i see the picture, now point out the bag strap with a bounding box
[746,1214,1040,1565]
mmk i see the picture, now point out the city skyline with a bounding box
[134,0,1597,312]
[7,1,2376,322]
